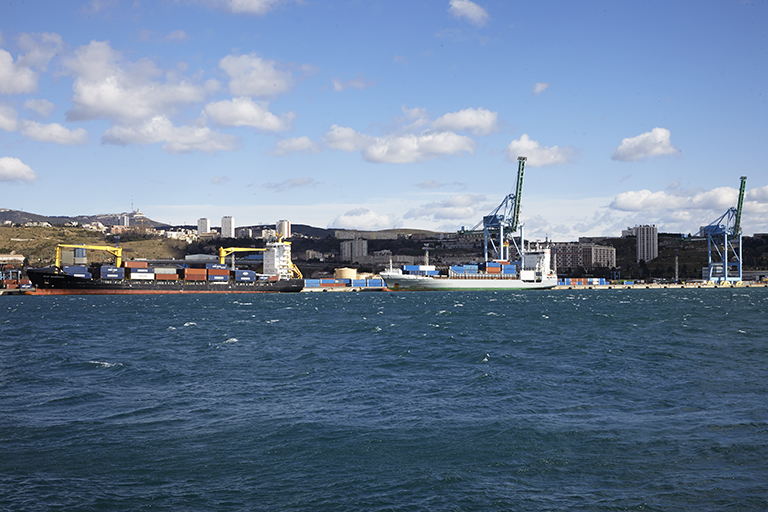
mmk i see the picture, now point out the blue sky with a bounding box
[1,0,767,239]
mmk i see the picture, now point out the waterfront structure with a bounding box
[636,225,658,263]
[221,216,235,238]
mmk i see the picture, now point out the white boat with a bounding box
[380,155,557,291]
[381,249,557,291]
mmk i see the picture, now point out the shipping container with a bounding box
[352,279,367,287]
[123,261,148,269]
[208,274,228,281]
[367,279,383,287]
[206,263,228,270]
[130,267,154,274]
[207,268,230,276]
[63,265,88,274]
[156,274,179,280]
[128,273,154,280]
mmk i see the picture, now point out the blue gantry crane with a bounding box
[464,156,527,262]
[697,176,747,283]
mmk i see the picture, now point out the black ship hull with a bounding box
[26,267,304,295]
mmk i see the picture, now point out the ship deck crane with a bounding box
[55,244,122,268]
[697,176,747,283]
[218,245,303,279]
[465,156,527,262]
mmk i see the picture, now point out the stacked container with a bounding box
[234,270,256,282]
[100,266,125,280]
[63,265,90,278]
[155,267,179,281]
[183,268,207,281]
[128,267,154,280]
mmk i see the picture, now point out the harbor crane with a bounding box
[464,156,527,262]
[697,176,747,283]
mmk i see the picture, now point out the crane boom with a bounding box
[733,175,747,235]
[510,156,526,232]
[55,244,122,268]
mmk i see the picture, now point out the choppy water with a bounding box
[2,289,767,511]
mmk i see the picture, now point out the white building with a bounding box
[636,224,658,263]
[197,218,210,235]
[221,216,235,238]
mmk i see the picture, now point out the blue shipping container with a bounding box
[208,274,228,281]
[367,279,383,287]
[63,265,88,274]
[206,263,228,270]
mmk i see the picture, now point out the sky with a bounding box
[1,0,767,240]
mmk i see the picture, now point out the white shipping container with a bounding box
[129,273,155,280]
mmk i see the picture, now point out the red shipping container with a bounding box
[207,268,230,276]
[124,261,148,268]
[156,273,179,280]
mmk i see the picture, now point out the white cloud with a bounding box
[363,131,475,163]
[62,40,214,123]
[747,184,768,203]
[324,124,374,153]
[533,82,550,95]
[211,176,230,185]
[611,127,680,162]
[204,97,295,131]
[610,186,742,213]
[102,116,240,153]
[270,136,321,155]
[165,30,189,41]
[0,49,37,94]
[263,177,321,191]
[20,120,89,145]
[0,32,63,95]
[329,208,400,230]
[505,134,577,167]
[219,53,296,97]
[0,156,38,182]
[404,193,487,221]
[332,74,374,92]
[432,107,498,135]
[23,98,56,117]
[0,104,18,131]
[448,0,489,26]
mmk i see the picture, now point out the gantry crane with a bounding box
[697,176,747,283]
[465,156,527,262]
[55,244,123,268]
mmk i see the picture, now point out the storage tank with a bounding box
[335,267,357,280]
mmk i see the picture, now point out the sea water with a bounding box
[1,289,767,511]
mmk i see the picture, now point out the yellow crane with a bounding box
[55,244,123,268]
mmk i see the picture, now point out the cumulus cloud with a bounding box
[448,0,489,26]
[332,74,374,92]
[329,208,400,230]
[324,125,374,153]
[20,120,89,145]
[219,53,296,97]
[505,134,577,167]
[102,116,240,153]
[432,107,498,135]
[0,156,38,182]
[0,32,63,95]
[0,104,18,131]
[533,82,550,95]
[404,193,487,221]
[610,186,741,213]
[611,127,680,162]
[62,40,215,123]
[0,49,38,94]
[263,177,320,191]
[204,97,295,131]
[23,98,55,117]
[270,136,321,155]
[362,131,475,163]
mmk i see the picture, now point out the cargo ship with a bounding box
[26,242,304,295]
[381,156,557,291]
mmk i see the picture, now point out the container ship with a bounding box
[26,242,304,295]
[381,156,557,291]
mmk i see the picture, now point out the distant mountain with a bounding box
[0,209,169,228]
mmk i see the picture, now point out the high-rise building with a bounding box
[340,239,368,261]
[197,218,210,235]
[636,224,658,263]
[221,216,235,238]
